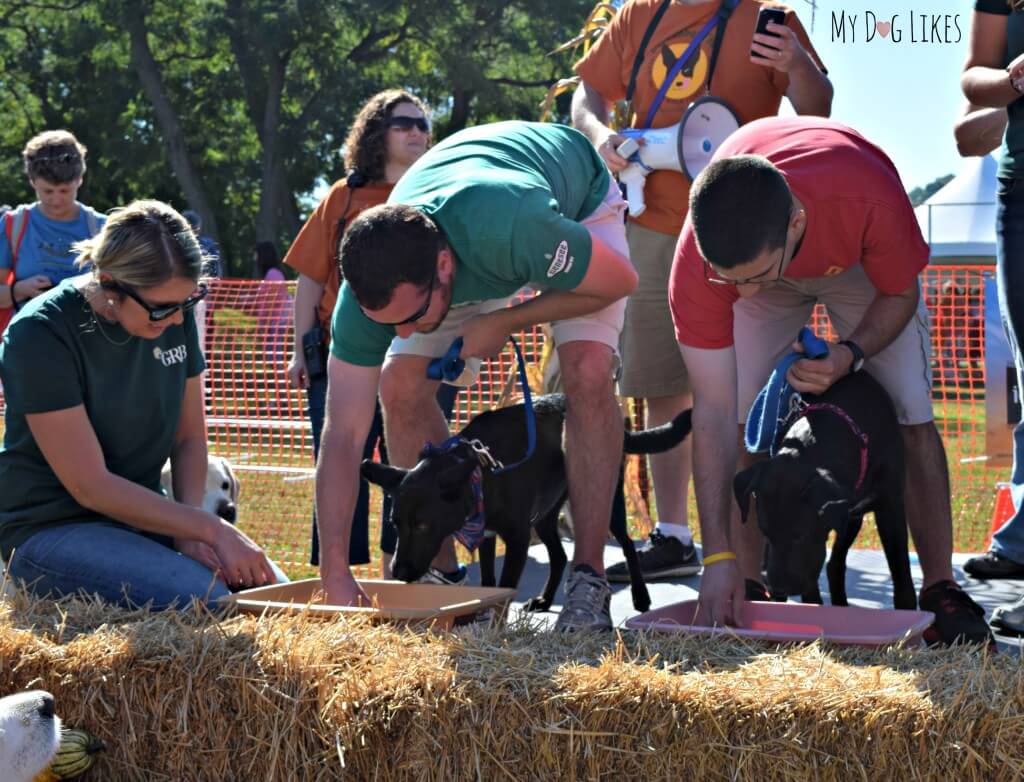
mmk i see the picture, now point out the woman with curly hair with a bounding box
[285,89,456,578]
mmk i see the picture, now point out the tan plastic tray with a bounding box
[220,578,516,630]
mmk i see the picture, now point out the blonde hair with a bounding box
[23,129,87,183]
[74,200,204,288]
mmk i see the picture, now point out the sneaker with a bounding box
[554,564,612,633]
[417,565,468,586]
[919,580,993,646]
[745,578,772,602]
[991,593,1024,636]
[606,531,702,582]
[963,551,1024,580]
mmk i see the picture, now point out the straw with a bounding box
[2,586,1022,781]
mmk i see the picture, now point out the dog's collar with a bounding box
[795,402,870,492]
[424,435,504,472]
[452,466,486,552]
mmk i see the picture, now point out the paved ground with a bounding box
[465,540,1024,652]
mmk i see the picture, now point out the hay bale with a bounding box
[1,589,1023,781]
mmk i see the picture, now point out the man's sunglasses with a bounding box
[367,267,436,327]
[113,281,208,322]
[386,116,430,133]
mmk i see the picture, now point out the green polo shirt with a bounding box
[975,0,1024,178]
[331,121,611,366]
[0,279,205,560]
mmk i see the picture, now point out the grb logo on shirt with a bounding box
[545,240,574,278]
[153,345,188,367]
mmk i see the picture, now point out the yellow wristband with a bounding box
[702,551,737,567]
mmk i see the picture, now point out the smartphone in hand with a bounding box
[750,7,786,60]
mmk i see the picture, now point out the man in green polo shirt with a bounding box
[316,120,638,631]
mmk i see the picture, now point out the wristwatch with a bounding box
[838,339,865,373]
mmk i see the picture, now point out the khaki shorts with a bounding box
[387,180,630,383]
[618,222,691,398]
[734,264,933,425]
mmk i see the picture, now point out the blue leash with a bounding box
[426,336,536,475]
[744,327,830,455]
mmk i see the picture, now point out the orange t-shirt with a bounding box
[574,0,825,237]
[283,179,393,340]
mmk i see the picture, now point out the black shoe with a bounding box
[745,578,771,601]
[606,530,701,582]
[919,580,993,646]
[963,551,1024,580]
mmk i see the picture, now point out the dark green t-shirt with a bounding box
[0,279,205,560]
[974,0,1024,177]
[331,121,612,366]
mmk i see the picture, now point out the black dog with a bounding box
[732,372,916,610]
[362,394,692,613]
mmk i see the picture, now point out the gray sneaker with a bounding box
[607,530,702,582]
[991,593,1024,636]
[417,565,468,586]
[554,565,612,633]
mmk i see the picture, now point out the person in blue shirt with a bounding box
[0,130,105,317]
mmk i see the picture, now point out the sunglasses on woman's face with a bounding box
[115,282,208,322]
[386,115,430,133]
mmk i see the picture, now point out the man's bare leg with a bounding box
[901,422,955,588]
[559,341,621,574]
[646,392,694,531]
[379,354,457,572]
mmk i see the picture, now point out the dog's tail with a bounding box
[623,409,692,454]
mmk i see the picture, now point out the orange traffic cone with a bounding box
[986,483,1016,549]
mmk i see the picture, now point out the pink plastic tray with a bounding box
[625,600,935,647]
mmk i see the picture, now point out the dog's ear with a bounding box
[360,460,407,493]
[733,461,767,525]
[802,468,852,532]
[439,457,478,493]
[223,458,241,503]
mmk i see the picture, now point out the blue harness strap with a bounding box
[426,336,536,474]
[744,327,830,455]
[423,336,537,549]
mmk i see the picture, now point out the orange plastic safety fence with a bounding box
[0,267,1001,576]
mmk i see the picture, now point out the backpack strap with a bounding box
[5,205,31,280]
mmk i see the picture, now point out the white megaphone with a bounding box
[615,97,740,217]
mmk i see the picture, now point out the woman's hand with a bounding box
[175,537,224,575]
[287,350,309,389]
[208,518,276,589]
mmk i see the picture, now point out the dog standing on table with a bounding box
[733,372,916,609]
[362,393,692,614]
[0,690,61,782]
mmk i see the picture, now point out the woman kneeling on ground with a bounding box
[0,199,278,608]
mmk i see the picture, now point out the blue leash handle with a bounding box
[426,337,466,383]
[426,336,536,474]
[744,327,830,455]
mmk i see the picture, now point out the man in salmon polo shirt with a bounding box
[670,115,992,646]
[572,0,830,582]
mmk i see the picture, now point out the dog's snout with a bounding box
[38,692,55,719]
[217,502,237,523]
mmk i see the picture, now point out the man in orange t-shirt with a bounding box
[572,0,831,582]
[284,90,457,577]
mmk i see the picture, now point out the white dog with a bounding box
[0,690,61,782]
[160,455,240,522]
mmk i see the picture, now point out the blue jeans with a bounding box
[307,373,459,565]
[7,523,232,609]
[993,176,1024,562]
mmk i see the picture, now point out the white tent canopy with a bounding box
[914,153,997,259]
